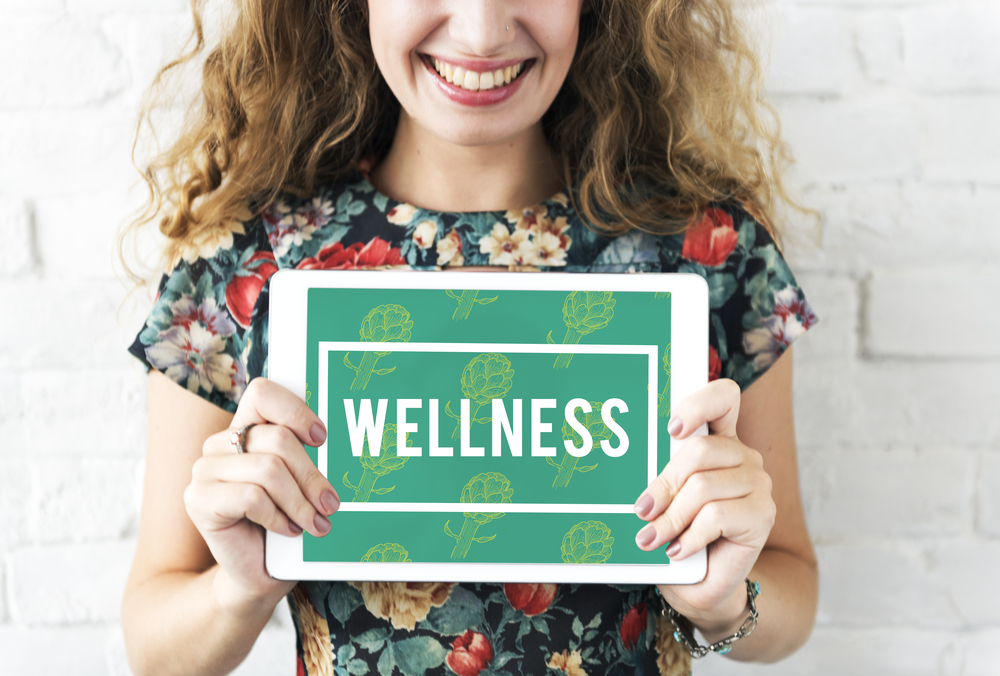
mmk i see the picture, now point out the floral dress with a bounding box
[129,171,816,676]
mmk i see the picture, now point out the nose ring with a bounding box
[506,25,509,31]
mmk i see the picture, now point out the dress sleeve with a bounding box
[678,201,818,391]
[126,220,277,412]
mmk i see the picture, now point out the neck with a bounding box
[370,112,564,212]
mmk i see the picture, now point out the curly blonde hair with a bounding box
[123,0,793,277]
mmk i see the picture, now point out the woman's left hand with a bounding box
[633,378,776,635]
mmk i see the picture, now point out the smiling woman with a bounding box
[120,1,818,675]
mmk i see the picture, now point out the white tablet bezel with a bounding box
[267,269,708,584]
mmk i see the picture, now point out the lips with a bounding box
[420,54,535,106]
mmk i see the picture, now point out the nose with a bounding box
[447,0,516,56]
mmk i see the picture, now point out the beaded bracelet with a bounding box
[657,579,761,658]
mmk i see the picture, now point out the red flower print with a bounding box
[681,207,739,267]
[295,655,305,676]
[619,602,647,650]
[446,630,493,676]
[225,251,278,328]
[504,583,557,616]
[708,345,722,382]
[297,237,404,270]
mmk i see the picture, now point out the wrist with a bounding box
[211,566,289,619]
[687,584,750,641]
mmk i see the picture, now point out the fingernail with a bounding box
[636,524,656,548]
[667,417,683,436]
[314,513,331,536]
[666,541,681,557]
[311,423,327,446]
[634,493,654,519]
[289,522,302,535]
[321,490,339,515]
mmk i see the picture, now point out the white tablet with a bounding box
[267,270,708,584]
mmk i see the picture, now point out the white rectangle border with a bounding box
[267,269,709,584]
[318,341,657,501]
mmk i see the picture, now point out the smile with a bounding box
[423,55,532,91]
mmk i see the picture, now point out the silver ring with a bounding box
[230,423,256,454]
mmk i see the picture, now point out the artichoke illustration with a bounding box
[657,343,671,418]
[560,520,614,564]
[343,423,409,501]
[343,304,413,391]
[546,401,610,489]
[547,291,615,369]
[446,289,498,321]
[361,542,412,563]
[445,353,514,440]
[444,472,514,560]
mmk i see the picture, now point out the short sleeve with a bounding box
[127,219,277,412]
[677,201,818,391]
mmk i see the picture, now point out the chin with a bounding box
[427,119,533,148]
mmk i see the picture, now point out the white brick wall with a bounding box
[0,0,997,674]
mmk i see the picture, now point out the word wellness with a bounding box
[343,398,630,459]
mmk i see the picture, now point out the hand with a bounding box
[633,379,776,634]
[183,378,340,608]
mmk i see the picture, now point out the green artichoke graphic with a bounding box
[343,423,409,501]
[547,291,615,369]
[361,542,412,563]
[444,472,513,560]
[446,289,498,321]
[657,343,671,418]
[546,401,610,489]
[561,520,614,564]
[445,353,514,440]
[344,304,413,391]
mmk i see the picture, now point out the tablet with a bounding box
[267,270,708,584]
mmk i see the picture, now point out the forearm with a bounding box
[122,566,285,676]
[694,547,818,663]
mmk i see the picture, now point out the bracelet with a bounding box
[657,579,761,658]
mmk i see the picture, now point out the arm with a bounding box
[638,347,818,663]
[122,371,337,676]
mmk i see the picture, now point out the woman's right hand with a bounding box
[183,377,340,608]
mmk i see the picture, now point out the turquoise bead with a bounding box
[673,631,682,643]
[753,581,761,596]
[719,644,732,655]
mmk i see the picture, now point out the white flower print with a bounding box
[436,230,464,266]
[743,314,803,370]
[146,323,237,396]
[169,296,237,338]
[387,203,417,225]
[173,214,247,268]
[478,223,530,266]
[531,230,568,266]
[412,220,438,249]
[294,196,334,229]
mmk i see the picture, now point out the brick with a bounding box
[0,279,141,371]
[0,197,36,276]
[0,16,127,110]
[100,12,195,107]
[920,95,1000,184]
[905,3,1000,93]
[0,458,31,550]
[8,541,135,625]
[696,627,952,676]
[790,274,858,359]
[799,449,973,542]
[0,369,147,456]
[786,183,1000,274]
[767,7,853,95]
[777,94,920,183]
[855,11,903,85]
[0,626,109,675]
[979,453,1000,537]
[814,543,1000,630]
[865,268,1000,358]
[795,359,1000,449]
[0,110,136,196]
[28,456,139,545]
[960,630,1000,676]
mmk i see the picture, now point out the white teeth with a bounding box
[432,59,526,90]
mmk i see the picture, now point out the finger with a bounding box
[194,453,332,538]
[633,435,747,521]
[668,378,742,440]
[185,480,301,537]
[232,378,326,447]
[666,495,776,561]
[204,424,341,517]
[634,466,757,551]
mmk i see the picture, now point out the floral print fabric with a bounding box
[128,172,816,675]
